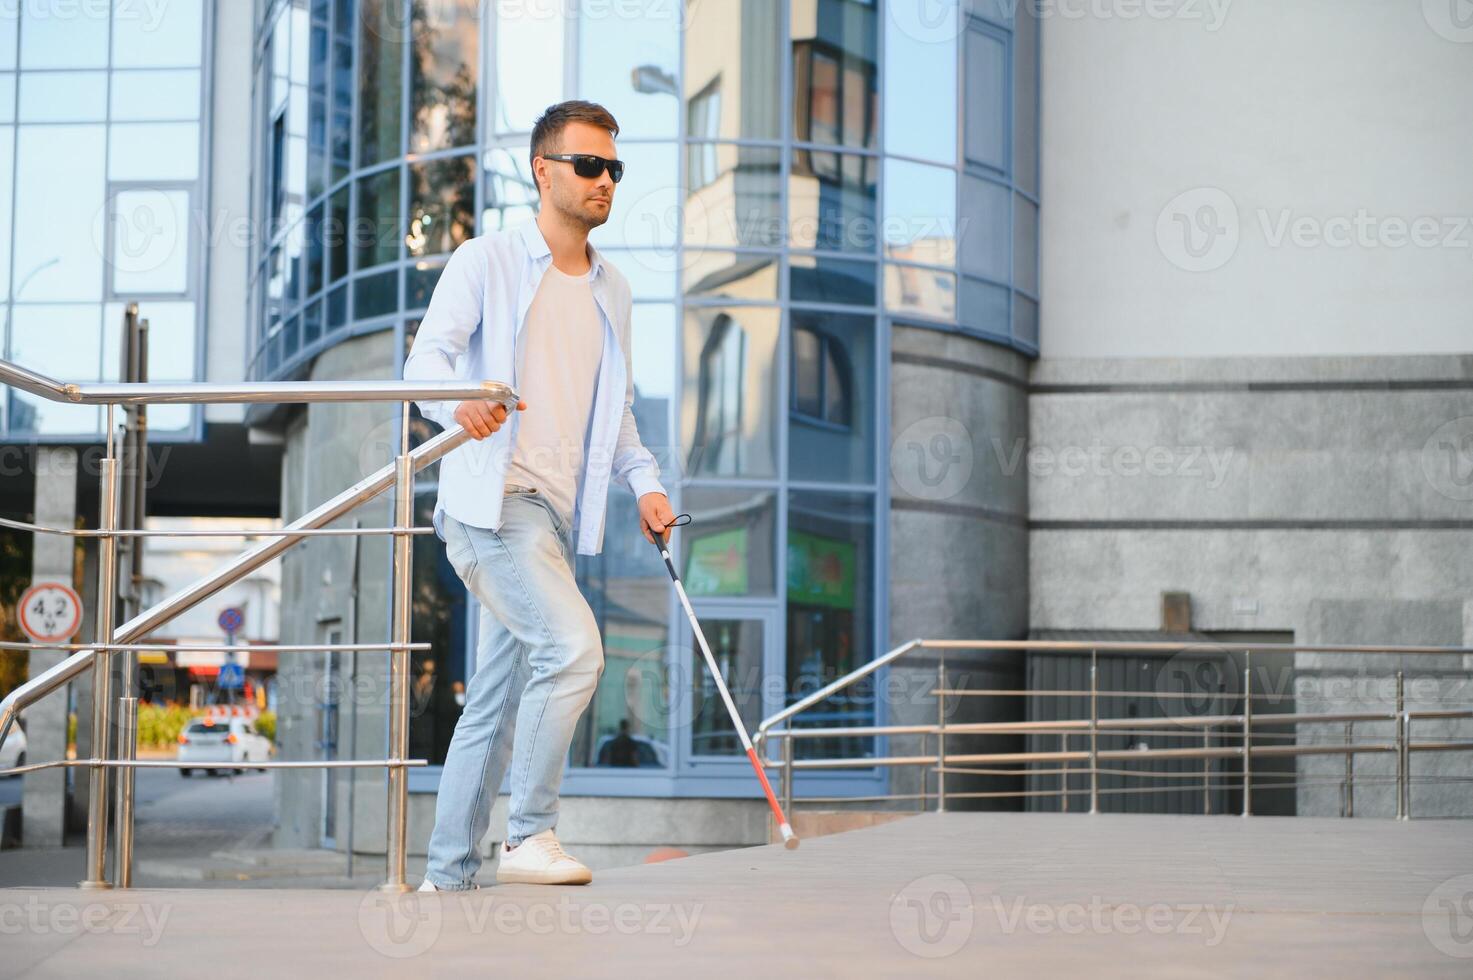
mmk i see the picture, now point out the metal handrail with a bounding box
[0,517,440,537]
[753,637,1473,752]
[0,422,474,751]
[0,357,512,405]
[1,354,520,892]
[755,639,1473,823]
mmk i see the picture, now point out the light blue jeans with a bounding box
[423,485,605,891]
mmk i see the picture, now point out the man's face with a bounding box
[537,120,617,230]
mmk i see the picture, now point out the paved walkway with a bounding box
[3,812,1470,977]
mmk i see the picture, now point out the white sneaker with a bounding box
[495,829,593,885]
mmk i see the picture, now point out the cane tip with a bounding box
[779,824,799,850]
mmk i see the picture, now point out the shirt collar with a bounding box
[518,216,604,281]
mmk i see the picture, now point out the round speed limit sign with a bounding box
[18,582,84,643]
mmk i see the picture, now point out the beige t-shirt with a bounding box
[503,263,605,529]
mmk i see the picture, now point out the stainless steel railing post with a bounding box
[935,658,946,814]
[1203,725,1211,815]
[80,409,120,890]
[1395,671,1407,821]
[781,734,794,822]
[113,307,145,890]
[1088,656,1099,815]
[1343,721,1354,818]
[380,407,414,893]
[1060,733,1069,813]
[113,697,137,887]
[1241,665,1253,817]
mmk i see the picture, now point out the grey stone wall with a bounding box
[1028,355,1473,817]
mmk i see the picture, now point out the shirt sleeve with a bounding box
[609,291,668,502]
[402,238,486,428]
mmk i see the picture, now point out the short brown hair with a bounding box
[530,101,620,176]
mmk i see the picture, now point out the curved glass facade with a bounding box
[252,0,1038,792]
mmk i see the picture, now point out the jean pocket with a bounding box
[443,519,480,581]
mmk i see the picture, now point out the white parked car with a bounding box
[0,725,25,775]
[177,717,271,777]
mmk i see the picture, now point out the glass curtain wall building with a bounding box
[251,0,1038,798]
[0,1,210,440]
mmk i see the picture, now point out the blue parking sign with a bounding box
[218,662,245,690]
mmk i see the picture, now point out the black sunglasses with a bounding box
[541,153,624,183]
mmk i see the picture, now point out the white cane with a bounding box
[649,515,799,849]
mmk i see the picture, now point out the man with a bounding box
[404,100,676,889]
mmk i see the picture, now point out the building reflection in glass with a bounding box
[683,306,780,479]
[790,0,877,150]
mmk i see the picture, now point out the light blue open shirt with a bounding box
[403,218,667,556]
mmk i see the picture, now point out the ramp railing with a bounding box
[755,639,1473,821]
[0,353,516,891]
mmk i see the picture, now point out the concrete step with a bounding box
[136,846,350,882]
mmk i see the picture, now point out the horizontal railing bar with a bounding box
[792,776,1473,807]
[933,688,1230,698]
[0,758,429,777]
[73,380,513,406]
[789,794,932,803]
[0,641,431,653]
[917,639,1473,655]
[770,738,1473,771]
[768,709,1473,742]
[939,765,1071,776]
[797,774,1473,806]
[937,744,1395,764]
[0,357,516,406]
[929,688,1471,701]
[1091,766,1376,780]
[755,636,1473,751]
[0,516,437,538]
